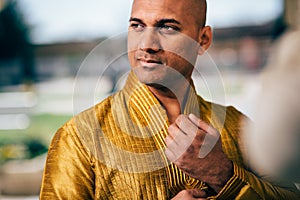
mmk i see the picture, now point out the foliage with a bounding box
[0,0,30,58]
[0,114,71,164]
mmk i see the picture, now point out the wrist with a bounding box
[209,160,234,193]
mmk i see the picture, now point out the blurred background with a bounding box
[0,0,299,199]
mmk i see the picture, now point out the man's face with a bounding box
[128,0,209,87]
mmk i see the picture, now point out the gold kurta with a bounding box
[40,71,300,199]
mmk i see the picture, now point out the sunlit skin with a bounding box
[128,0,233,197]
[128,0,211,122]
[171,189,207,200]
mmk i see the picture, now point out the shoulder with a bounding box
[65,91,123,130]
[197,95,247,125]
[52,92,119,153]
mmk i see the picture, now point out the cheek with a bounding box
[127,33,141,68]
[128,51,137,68]
[162,38,199,65]
[127,34,136,56]
[127,32,139,52]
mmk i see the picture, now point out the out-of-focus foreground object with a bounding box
[244,30,300,186]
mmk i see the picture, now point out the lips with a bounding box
[139,58,162,64]
[134,50,164,69]
[137,57,163,69]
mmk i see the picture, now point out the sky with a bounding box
[16,0,283,44]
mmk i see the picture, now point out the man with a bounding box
[40,0,300,199]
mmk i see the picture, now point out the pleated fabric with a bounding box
[40,71,300,199]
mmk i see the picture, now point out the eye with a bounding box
[130,23,145,32]
[159,25,180,34]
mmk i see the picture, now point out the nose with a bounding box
[139,27,162,54]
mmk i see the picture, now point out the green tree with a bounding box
[0,0,35,85]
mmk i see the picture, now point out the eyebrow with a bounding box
[156,19,181,26]
[129,17,144,24]
[129,17,181,26]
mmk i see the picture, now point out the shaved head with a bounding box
[131,0,207,29]
[196,0,207,27]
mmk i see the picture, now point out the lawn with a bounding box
[0,114,72,163]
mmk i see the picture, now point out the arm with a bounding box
[165,114,300,199]
[211,163,300,200]
[40,123,95,200]
[165,114,233,193]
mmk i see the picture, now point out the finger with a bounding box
[171,189,207,200]
[165,134,192,162]
[188,113,210,132]
[175,115,201,141]
[168,124,192,149]
[168,124,180,140]
[188,114,220,158]
[171,190,189,200]
[188,189,207,198]
[165,127,194,162]
[165,135,174,146]
[165,148,177,162]
[165,145,187,163]
[188,113,219,137]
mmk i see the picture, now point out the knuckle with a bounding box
[176,114,186,123]
[179,114,186,119]
[169,123,176,129]
[179,189,189,195]
[165,136,172,145]
[168,124,177,133]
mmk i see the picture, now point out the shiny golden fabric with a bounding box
[40,71,300,199]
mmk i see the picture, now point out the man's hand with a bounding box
[171,189,207,200]
[165,114,233,193]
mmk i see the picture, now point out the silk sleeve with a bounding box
[208,163,300,200]
[40,124,95,200]
[207,106,300,199]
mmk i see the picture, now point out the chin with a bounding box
[134,67,168,85]
[136,73,166,86]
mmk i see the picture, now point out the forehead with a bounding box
[131,0,198,23]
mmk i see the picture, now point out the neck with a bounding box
[147,79,191,124]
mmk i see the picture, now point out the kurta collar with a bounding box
[122,70,201,125]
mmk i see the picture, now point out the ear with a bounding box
[197,26,212,55]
